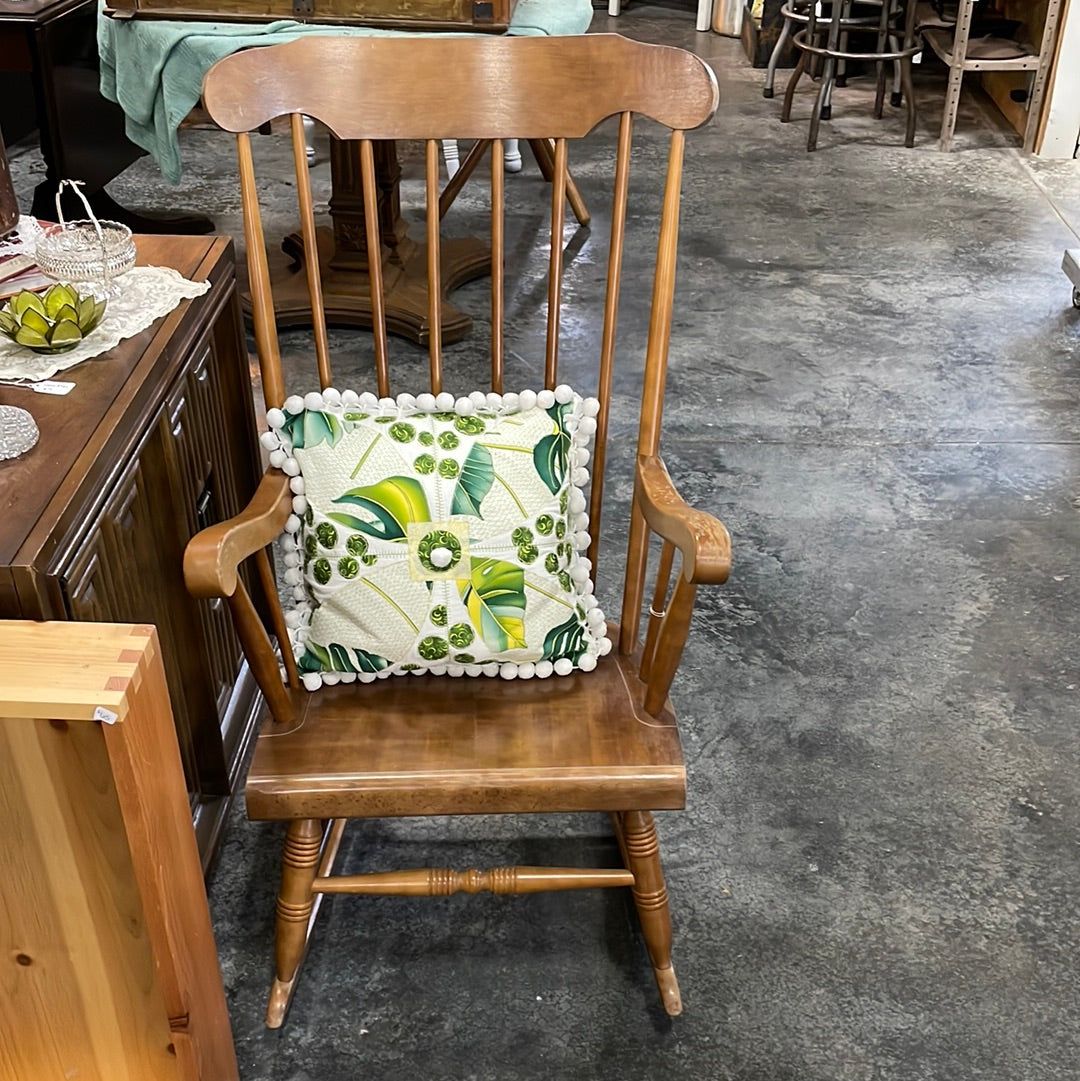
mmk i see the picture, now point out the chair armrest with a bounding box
[636,454,731,585]
[184,470,293,598]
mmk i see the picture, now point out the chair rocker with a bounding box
[185,32,730,1027]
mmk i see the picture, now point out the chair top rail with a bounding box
[202,34,718,139]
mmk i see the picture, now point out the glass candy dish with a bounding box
[35,180,135,299]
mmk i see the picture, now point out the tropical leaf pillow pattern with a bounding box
[261,385,612,690]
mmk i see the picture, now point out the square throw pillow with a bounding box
[260,385,612,689]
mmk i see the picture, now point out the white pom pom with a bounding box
[435,391,455,410]
[502,392,520,413]
[322,387,341,406]
[518,389,537,411]
[483,663,500,677]
[598,637,613,656]
[486,392,503,410]
[409,667,425,676]
[284,514,301,534]
[285,609,303,627]
[578,653,598,672]
[554,384,574,404]
[587,608,606,628]
[535,660,554,678]
[465,664,484,677]
[358,392,379,410]
[518,662,535,679]
[292,586,306,600]
[284,568,301,586]
[376,668,393,679]
[578,416,597,437]
[397,392,416,410]
[289,476,306,495]
[537,389,555,409]
[577,578,594,596]
[455,396,474,415]
[416,392,437,411]
[281,533,298,552]
[283,552,300,569]
[447,664,464,677]
[429,665,448,677]
[339,671,357,683]
[284,395,304,415]
[304,391,324,411]
[570,563,590,584]
[260,430,281,450]
[301,672,322,691]
[553,658,573,676]
[266,407,286,429]
[574,447,591,468]
[358,671,377,683]
[582,398,600,418]
[378,397,396,410]
[282,458,301,477]
[499,663,518,680]
[573,532,591,550]
[269,448,287,469]
[292,495,308,515]
[572,468,589,486]
[582,595,599,611]
[429,546,455,569]
[469,391,487,409]
[322,671,340,686]
[568,490,587,515]
[341,389,359,406]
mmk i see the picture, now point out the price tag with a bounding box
[93,706,119,725]
[31,380,75,396]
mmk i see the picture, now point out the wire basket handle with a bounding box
[53,179,110,284]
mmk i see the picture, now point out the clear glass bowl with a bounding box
[0,404,39,460]
[35,219,136,298]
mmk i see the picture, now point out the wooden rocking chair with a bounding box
[186,32,728,1027]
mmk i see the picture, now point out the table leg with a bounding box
[269,136,489,345]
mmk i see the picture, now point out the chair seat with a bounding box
[245,648,686,821]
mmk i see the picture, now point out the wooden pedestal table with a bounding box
[0,621,239,1081]
[268,135,589,344]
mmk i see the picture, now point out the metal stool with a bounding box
[778,0,922,150]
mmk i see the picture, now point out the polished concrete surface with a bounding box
[9,4,1080,1079]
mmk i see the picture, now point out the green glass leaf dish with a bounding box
[0,285,107,354]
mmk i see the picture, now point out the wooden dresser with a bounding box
[0,234,264,866]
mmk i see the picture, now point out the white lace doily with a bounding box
[0,266,211,382]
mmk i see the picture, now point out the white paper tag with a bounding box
[93,706,119,725]
[32,380,75,395]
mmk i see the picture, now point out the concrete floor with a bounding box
[10,4,1080,1079]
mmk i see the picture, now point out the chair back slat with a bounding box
[424,138,443,394]
[586,110,633,574]
[359,138,391,398]
[544,137,568,391]
[236,131,285,409]
[290,113,332,390]
[203,35,718,140]
[490,138,505,393]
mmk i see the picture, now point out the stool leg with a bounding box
[764,6,796,99]
[873,0,891,118]
[940,64,963,152]
[902,55,917,146]
[808,55,836,150]
[781,49,809,122]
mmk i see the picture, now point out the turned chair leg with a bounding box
[620,810,682,1016]
[267,817,325,1028]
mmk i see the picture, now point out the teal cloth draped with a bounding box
[97,0,592,183]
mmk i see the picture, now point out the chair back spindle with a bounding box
[490,137,505,393]
[425,138,444,393]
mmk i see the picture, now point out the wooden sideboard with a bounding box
[0,234,264,867]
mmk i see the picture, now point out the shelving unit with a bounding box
[918,0,1063,150]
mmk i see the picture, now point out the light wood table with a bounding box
[0,621,239,1081]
